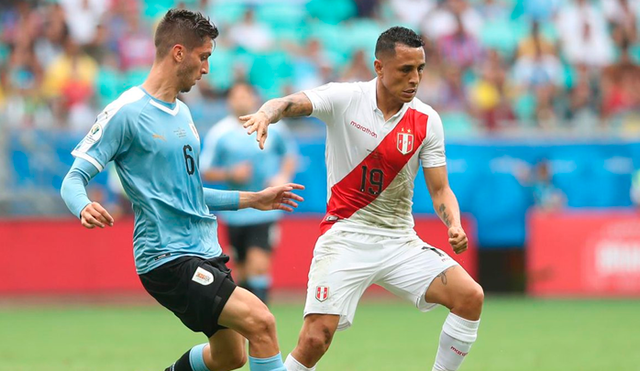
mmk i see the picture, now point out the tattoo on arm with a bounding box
[261,93,311,123]
[439,204,452,228]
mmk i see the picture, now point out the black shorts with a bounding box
[139,255,236,338]
[227,222,278,263]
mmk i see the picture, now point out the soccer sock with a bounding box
[432,313,480,371]
[248,352,286,371]
[165,343,210,371]
[284,353,316,371]
[246,275,271,304]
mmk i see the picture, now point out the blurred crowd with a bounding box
[1,0,640,136]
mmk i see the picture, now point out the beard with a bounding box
[176,63,197,93]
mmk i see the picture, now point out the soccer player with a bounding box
[241,26,484,371]
[60,9,301,371]
[200,82,298,305]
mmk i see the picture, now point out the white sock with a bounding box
[284,354,316,371]
[432,313,480,371]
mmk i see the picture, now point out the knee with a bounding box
[298,324,335,355]
[456,283,484,314]
[244,306,277,341]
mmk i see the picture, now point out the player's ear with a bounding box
[374,59,383,77]
[172,44,186,62]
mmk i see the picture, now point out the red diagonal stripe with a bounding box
[320,108,429,234]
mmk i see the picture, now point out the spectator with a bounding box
[422,0,483,41]
[437,14,483,72]
[289,38,334,91]
[601,42,640,120]
[556,0,614,68]
[389,0,436,29]
[42,36,98,130]
[469,49,514,131]
[517,20,556,59]
[58,0,107,46]
[603,0,639,47]
[340,49,374,82]
[228,8,274,53]
[116,13,155,72]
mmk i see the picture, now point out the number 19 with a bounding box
[360,165,384,195]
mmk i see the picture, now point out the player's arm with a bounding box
[60,158,114,229]
[423,165,468,254]
[238,183,305,212]
[240,92,312,150]
[203,188,240,211]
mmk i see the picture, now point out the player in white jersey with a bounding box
[241,26,484,371]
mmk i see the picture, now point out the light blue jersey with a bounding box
[200,115,298,226]
[70,87,223,274]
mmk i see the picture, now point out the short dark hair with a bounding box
[154,9,219,58]
[375,26,424,59]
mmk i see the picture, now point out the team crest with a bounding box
[397,130,414,155]
[315,286,329,302]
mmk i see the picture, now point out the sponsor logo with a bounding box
[77,123,103,152]
[325,215,339,222]
[315,286,329,302]
[153,253,171,261]
[87,123,103,142]
[450,346,468,356]
[397,128,414,154]
[192,267,214,285]
[350,121,377,138]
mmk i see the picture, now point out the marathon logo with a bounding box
[350,121,377,138]
[450,346,468,356]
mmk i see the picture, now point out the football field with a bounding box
[0,296,638,371]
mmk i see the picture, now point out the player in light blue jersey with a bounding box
[60,9,301,371]
[200,82,298,305]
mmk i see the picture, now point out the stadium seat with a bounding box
[306,0,356,25]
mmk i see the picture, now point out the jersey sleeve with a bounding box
[303,82,352,125]
[420,110,447,168]
[71,109,132,172]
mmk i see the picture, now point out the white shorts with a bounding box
[303,227,459,331]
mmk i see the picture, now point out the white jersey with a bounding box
[303,79,446,235]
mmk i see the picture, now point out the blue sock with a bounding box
[248,352,286,371]
[247,275,271,304]
[188,343,210,371]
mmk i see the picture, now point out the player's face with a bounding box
[376,45,425,103]
[177,38,213,93]
[228,84,258,117]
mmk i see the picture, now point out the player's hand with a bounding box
[80,202,114,229]
[228,162,253,184]
[239,111,270,150]
[448,226,468,254]
[253,183,305,212]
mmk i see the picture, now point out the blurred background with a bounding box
[0,0,639,370]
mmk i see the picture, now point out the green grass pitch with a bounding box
[0,297,638,371]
